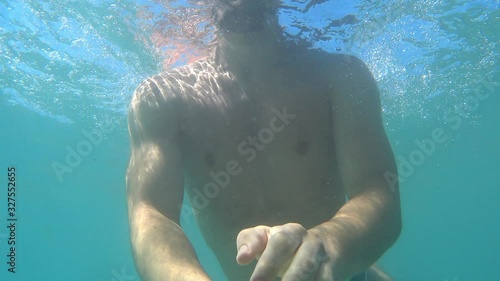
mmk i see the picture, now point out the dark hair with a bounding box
[210,0,280,33]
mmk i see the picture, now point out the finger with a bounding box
[281,239,326,281]
[314,261,334,281]
[236,225,271,265]
[251,224,306,281]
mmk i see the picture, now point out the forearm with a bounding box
[130,206,211,281]
[312,184,401,280]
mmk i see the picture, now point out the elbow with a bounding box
[385,201,402,247]
[375,209,401,255]
[380,178,402,246]
[375,186,402,248]
[390,214,402,246]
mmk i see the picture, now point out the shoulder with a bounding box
[131,58,218,116]
[129,74,179,130]
[315,53,379,102]
[336,54,376,86]
[322,53,374,82]
[128,58,226,139]
[132,59,208,104]
[296,48,374,86]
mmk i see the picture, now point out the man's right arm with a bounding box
[126,79,211,281]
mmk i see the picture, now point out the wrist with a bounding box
[309,223,346,280]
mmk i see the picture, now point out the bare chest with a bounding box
[178,78,344,228]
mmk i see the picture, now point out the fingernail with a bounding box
[238,244,248,256]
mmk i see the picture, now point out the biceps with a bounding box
[332,95,395,195]
[126,142,184,221]
[350,127,394,172]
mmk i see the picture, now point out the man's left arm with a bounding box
[235,56,402,281]
[312,55,402,280]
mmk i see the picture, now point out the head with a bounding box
[211,0,281,35]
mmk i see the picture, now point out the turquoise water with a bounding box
[0,0,498,280]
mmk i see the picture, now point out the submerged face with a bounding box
[211,0,280,34]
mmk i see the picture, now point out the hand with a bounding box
[236,223,340,281]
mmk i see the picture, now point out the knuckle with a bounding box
[269,231,296,248]
[284,223,307,233]
[280,223,307,240]
[304,258,320,272]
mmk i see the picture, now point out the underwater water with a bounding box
[0,0,498,280]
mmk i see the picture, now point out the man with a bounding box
[126,0,402,280]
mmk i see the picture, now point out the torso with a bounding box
[156,49,348,280]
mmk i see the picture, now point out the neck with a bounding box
[215,26,288,79]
